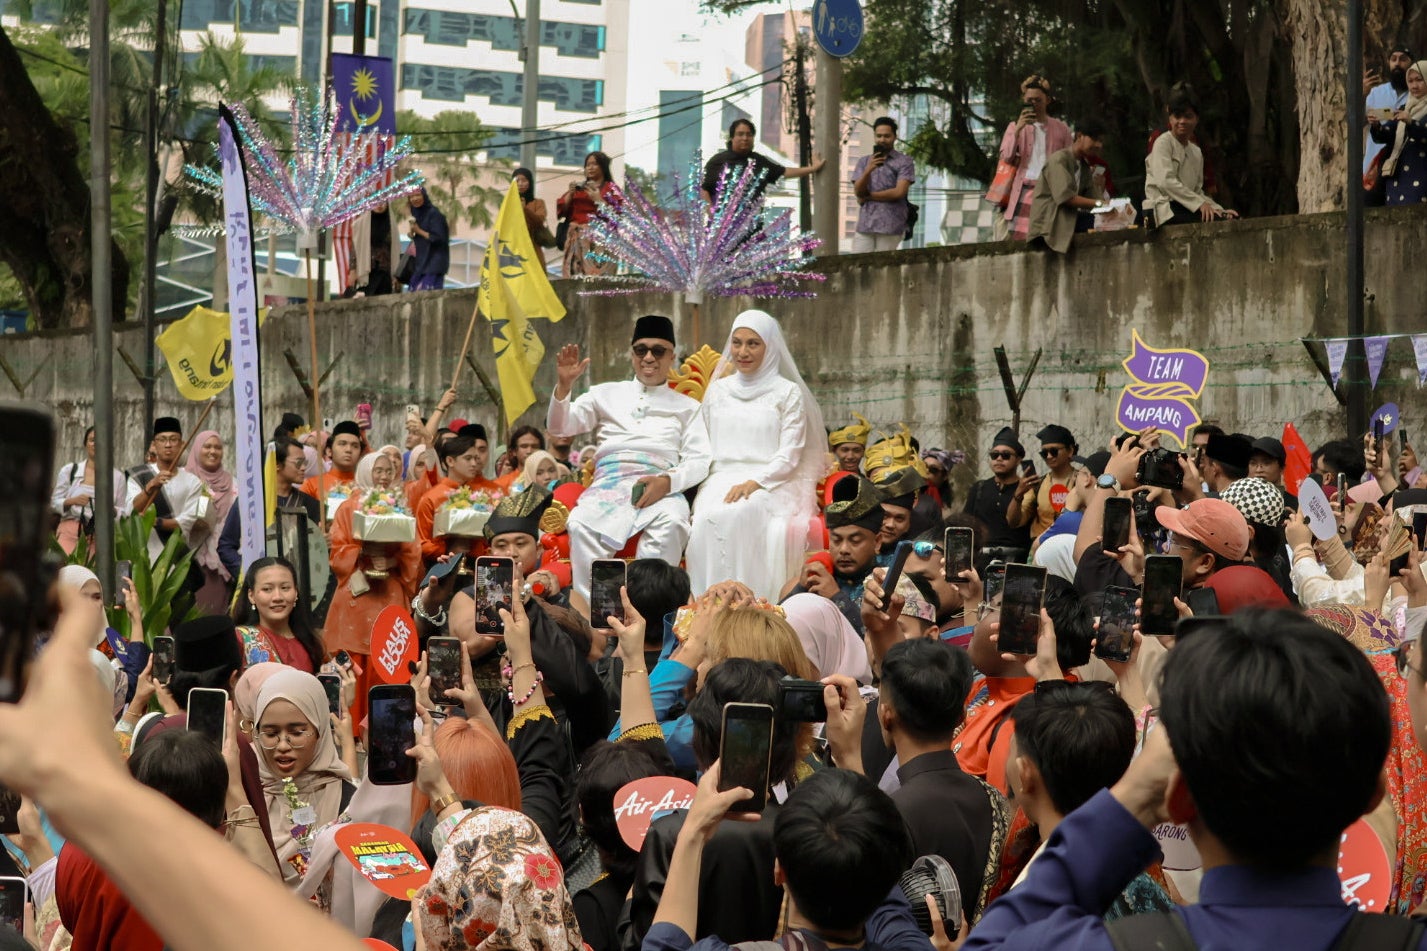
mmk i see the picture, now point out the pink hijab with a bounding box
[185,430,238,577]
[781,593,873,683]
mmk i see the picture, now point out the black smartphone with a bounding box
[187,687,228,743]
[998,564,1047,655]
[878,540,914,610]
[1141,554,1184,637]
[334,649,352,668]
[0,876,28,934]
[777,677,828,722]
[0,785,20,835]
[1373,417,1386,458]
[590,559,627,628]
[0,404,56,702]
[426,636,464,706]
[1137,448,1185,491]
[114,560,133,609]
[368,684,417,785]
[718,702,774,813]
[984,563,1007,601]
[1414,512,1427,549]
[1020,459,1036,478]
[474,556,514,636]
[1101,497,1133,553]
[152,634,176,684]
[943,527,974,582]
[1336,473,1348,502]
[1402,427,1411,451]
[1186,586,1220,617]
[318,673,344,716]
[1096,585,1138,662]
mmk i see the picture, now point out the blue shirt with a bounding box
[1366,82,1410,170]
[641,886,934,951]
[962,789,1425,951]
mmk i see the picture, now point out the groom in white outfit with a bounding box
[547,315,712,605]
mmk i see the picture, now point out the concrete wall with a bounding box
[6,205,1426,496]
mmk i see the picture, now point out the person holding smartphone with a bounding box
[964,428,1034,570]
[996,74,1073,241]
[51,424,129,555]
[1007,424,1080,540]
[557,150,623,277]
[851,116,917,252]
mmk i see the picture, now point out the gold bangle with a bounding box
[623,668,648,677]
[431,792,461,815]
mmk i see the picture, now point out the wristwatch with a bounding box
[1096,473,1121,491]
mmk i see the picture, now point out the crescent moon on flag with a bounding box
[352,97,383,130]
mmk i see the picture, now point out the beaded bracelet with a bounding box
[506,668,544,705]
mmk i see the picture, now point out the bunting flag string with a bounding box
[1305,334,1427,390]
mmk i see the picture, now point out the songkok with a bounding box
[1036,424,1075,448]
[1084,450,1111,478]
[1220,477,1287,528]
[991,427,1025,458]
[872,466,926,510]
[172,615,242,673]
[484,487,554,541]
[152,417,182,438]
[457,423,489,443]
[632,315,676,345]
[829,413,872,449]
[825,476,886,533]
[331,420,363,441]
[1205,433,1254,471]
[865,424,928,484]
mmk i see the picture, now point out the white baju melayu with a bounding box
[547,378,712,602]
[685,310,825,600]
[123,464,210,564]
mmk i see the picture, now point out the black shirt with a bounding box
[1072,547,1136,617]
[891,750,998,913]
[701,149,785,202]
[964,477,1031,549]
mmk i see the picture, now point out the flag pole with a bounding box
[451,301,482,392]
[301,235,325,529]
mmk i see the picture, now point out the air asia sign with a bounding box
[1116,330,1210,447]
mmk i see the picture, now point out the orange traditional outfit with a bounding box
[415,476,504,561]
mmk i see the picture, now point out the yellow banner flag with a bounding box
[155,304,267,401]
[478,183,568,426]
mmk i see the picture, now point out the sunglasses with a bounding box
[1039,447,1066,460]
[911,541,942,558]
[1397,641,1425,679]
[632,344,671,359]
[989,451,1016,461]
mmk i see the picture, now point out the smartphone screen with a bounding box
[1020,459,1036,478]
[474,557,514,636]
[426,637,464,706]
[777,678,828,722]
[1141,555,1184,637]
[0,405,55,702]
[943,528,974,582]
[984,564,1007,601]
[1102,497,1132,553]
[998,564,1047,655]
[0,786,20,836]
[1414,511,1427,549]
[879,540,914,610]
[153,635,176,684]
[1336,474,1348,502]
[1186,586,1220,617]
[718,702,774,813]
[368,685,417,785]
[0,877,29,934]
[1096,585,1137,661]
[590,559,627,629]
[186,688,228,744]
[318,673,343,716]
[114,560,133,609]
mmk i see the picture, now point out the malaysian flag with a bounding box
[330,54,399,290]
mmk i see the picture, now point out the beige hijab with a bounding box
[1383,61,1427,177]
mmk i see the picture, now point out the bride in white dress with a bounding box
[686,309,825,599]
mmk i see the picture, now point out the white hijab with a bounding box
[713,309,827,490]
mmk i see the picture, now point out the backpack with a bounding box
[1106,910,1425,951]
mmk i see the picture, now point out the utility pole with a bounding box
[139,0,167,431]
[812,43,841,256]
[353,0,367,54]
[520,0,541,173]
[1346,0,1366,437]
[792,33,812,235]
[91,0,116,595]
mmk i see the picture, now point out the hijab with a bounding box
[58,565,107,647]
[185,430,239,577]
[520,450,558,491]
[1033,533,1079,584]
[254,669,352,881]
[514,167,536,203]
[417,807,582,951]
[781,593,873,682]
[712,309,827,492]
[412,186,443,231]
[1384,61,1427,177]
[235,662,286,729]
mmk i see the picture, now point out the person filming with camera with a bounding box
[852,117,917,253]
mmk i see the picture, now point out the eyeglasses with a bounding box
[988,451,1016,461]
[1396,641,1426,680]
[632,344,671,359]
[1039,447,1066,459]
[911,541,942,558]
[256,725,315,749]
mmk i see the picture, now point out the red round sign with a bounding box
[364,941,399,950]
[614,776,697,850]
[336,822,432,900]
[369,606,420,685]
[1337,818,1391,911]
[1049,484,1069,512]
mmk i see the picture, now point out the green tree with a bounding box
[398,109,509,233]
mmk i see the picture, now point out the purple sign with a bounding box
[1116,330,1211,447]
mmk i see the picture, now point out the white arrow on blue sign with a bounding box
[813,0,864,58]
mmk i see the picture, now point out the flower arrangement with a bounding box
[435,486,500,538]
[352,488,416,543]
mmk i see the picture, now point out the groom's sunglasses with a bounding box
[632,345,671,359]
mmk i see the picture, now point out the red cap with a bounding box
[1156,498,1251,562]
[447,417,469,432]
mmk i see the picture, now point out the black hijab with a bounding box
[514,167,536,203]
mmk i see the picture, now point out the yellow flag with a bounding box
[478,183,568,426]
[155,305,267,401]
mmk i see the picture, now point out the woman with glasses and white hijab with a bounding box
[686,309,825,600]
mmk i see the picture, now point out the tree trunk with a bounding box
[1279,0,1348,212]
[0,22,128,329]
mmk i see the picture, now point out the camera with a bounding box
[1136,447,1185,491]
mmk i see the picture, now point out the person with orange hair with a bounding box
[409,716,521,825]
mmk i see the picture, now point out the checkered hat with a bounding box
[1220,477,1287,527]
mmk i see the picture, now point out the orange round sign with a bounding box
[614,776,697,850]
[1049,484,1069,512]
[1337,818,1391,911]
[370,606,420,685]
[336,822,431,899]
